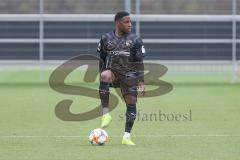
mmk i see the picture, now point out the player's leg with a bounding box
[124,94,137,134]
[99,70,115,128]
[122,89,138,145]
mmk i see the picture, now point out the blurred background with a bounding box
[0,0,239,80]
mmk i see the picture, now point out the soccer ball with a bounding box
[88,128,109,145]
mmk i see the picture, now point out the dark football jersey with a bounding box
[97,30,145,81]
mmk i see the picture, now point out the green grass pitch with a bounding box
[0,69,240,160]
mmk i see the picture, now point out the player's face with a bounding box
[117,16,132,33]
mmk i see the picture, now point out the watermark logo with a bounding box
[49,54,173,121]
[119,109,192,122]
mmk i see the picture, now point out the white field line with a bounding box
[1,134,240,138]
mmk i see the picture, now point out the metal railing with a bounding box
[0,13,239,80]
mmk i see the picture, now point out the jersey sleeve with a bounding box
[97,36,107,72]
[133,37,145,83]
[135,37,146,61]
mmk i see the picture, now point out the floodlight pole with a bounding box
[124,0,131,13]
[136,0,140,36]
[39,0,44,80]
[232,0,238,82]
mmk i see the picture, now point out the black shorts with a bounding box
[109,69,138,97]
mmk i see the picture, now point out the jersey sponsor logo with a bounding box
[109,51,130,56]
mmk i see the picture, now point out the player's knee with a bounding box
[124,94,137,106]
[100,70,112,83]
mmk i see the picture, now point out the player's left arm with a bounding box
[97,36,107,72]
[134,37,146,96]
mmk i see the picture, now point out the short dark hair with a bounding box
[114,11,130,22]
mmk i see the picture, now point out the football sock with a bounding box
[99,82,110,115]
[102,108,109,115]
[124,132,131,138]
[125,105,137,133]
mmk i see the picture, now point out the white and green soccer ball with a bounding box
[88,128,109,145]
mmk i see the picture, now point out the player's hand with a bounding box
[137,82,145,96]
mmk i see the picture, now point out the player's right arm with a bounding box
[97,36,107,72]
